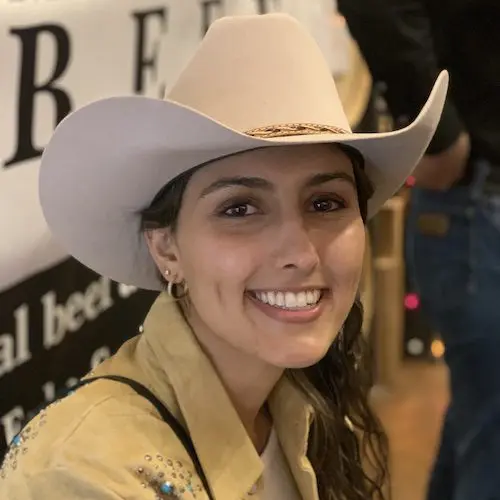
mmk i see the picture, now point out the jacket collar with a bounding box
[138,294,318,500]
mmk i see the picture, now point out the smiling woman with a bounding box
[141,143,384,497]
[0,12,447,500]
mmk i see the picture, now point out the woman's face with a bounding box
[149,144,366,368]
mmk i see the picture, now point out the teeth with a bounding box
[285,292,297,308]
[253,290,322,309]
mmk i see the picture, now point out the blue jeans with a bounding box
[406,160,500,500]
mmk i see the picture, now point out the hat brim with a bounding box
[39,71,448,291]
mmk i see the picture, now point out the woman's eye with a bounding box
[311,197,343,212]
[223,203,258,217]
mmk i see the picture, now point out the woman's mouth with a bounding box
[250,289,322,309]
[247,289,328,324]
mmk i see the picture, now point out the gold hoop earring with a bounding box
[164,269,175,297]
[167,280,188,299]
[173,281,189,298]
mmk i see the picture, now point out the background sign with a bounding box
[0,260,157,451]
[0,0,352,456]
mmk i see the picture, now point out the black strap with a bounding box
[42,375,214,500]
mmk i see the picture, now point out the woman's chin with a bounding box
[267,345,331,369]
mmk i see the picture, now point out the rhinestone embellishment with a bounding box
[135,454,202,498]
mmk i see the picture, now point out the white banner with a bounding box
[0,0,351,292]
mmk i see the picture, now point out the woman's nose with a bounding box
[274,220,320,273]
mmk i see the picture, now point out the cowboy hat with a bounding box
[39,13,448,291]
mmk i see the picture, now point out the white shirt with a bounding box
[260,429,301,500]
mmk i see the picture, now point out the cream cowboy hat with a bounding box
[39,13,448,291]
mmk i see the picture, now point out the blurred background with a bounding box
[0,1,453,498]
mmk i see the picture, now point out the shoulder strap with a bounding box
[27,375,215,500]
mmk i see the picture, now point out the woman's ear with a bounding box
[144,228,183,281]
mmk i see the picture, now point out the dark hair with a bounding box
[140,145,389,500]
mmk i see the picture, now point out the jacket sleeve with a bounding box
[337,0,465,154]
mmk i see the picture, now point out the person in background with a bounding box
[0,13,447,500]
[338,0,500,498]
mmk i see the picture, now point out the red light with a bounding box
[405,293,420,310]
[406,176,416,187]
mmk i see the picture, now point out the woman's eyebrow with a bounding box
[199,176,273,198]
[199,171,356,199]
[304,172,356,188]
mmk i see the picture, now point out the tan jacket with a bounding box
[0,294,318,500]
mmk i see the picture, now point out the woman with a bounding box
[0,13,447,500]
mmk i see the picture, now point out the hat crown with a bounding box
[167,14,352,134]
